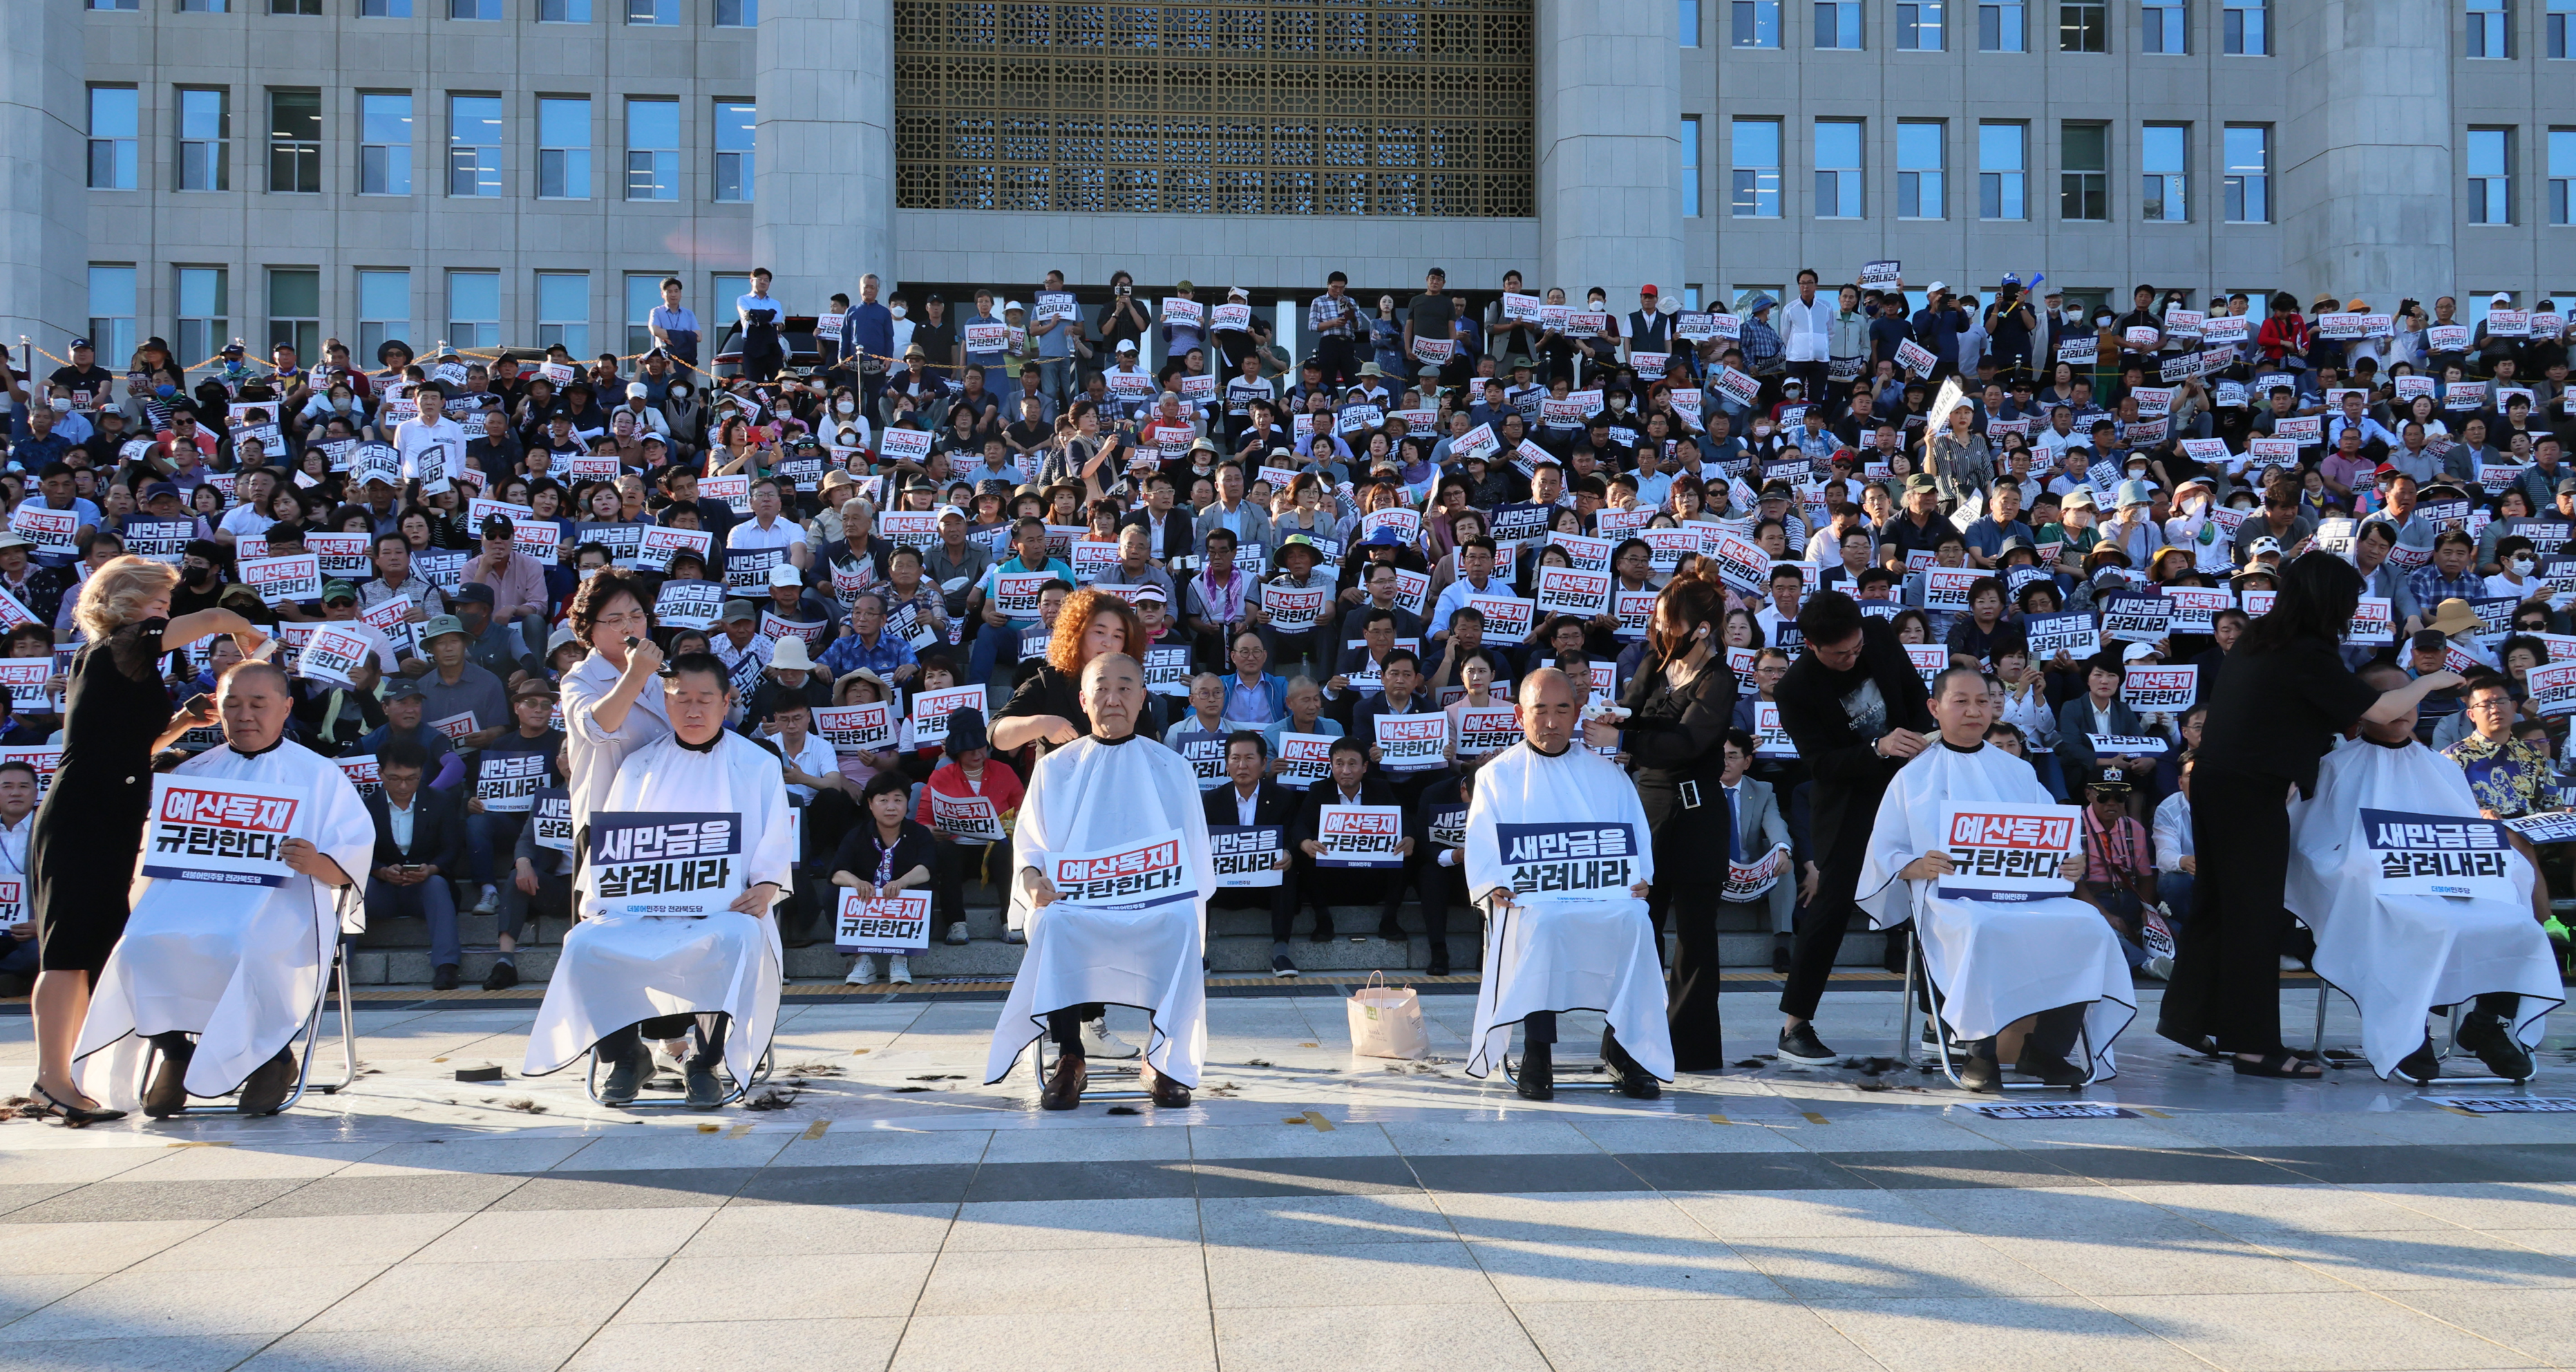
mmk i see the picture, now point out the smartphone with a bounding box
[183,692,214,719]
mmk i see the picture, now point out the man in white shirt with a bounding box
[1779,268,1832,400]
[2151,750,2195,925]
[726,477,812,572]
[0,759,36,982]
[393,382,468,485]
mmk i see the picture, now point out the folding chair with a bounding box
[2308,983,2533,1086]
[1032,1029,1152,1102]
[584,1016,775,1108]
[1899,930,2094,1092]
[137,943,359,1117]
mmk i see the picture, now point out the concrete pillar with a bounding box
[753,0,895,313]
[1534,0,1683,299]
[0,0,89,356]
[2277,0,2453,305]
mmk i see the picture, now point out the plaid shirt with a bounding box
[2406,564,2483,614]
[1740,317,1785,372]
[2444,733,2559,818]
[1307,293,1359,338]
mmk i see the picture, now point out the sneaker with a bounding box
[846,955,876,986]
[2143,954,2175,982]
[600,1048,647,1105]
[472,884,500,915]
[2396,1034,2441,1085]
[1777,1022,1837,1066]
[1271,951,1299,978]
[2455,1011,2536,1081]
[1772,943,1792,975]
[887,954,914,985]
[1082,1017,1142,1059]
[482,961,519,992]
[684,1062,725,1111]
[1958,1051,2003,1093]
[430,963,459,991]
[1004,928,1025,944]
[944,921,970,946]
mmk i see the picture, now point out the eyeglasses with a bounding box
[2465,697,2515,713]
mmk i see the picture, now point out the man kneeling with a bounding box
[1855,667,2137,1091]
[985,653,1215,1110]
[76,663,374,1117]
[1466,668,1669,1101]
[524,653,793,1109]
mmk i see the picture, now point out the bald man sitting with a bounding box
[985,653,1218,1110]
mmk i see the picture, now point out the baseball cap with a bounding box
[1926,281,1947,295]
[320,580,357,604]
[2121,642,2159,664]
[2090,766,2130,793]
[1130,584,1169,604]
[140,481,181,504]
[453,581,497,605]
[419,615,469,644]
[2493,292,2514,306]
[1639,284,1658,297]
[721,599,757,623]
[626,382,648,399]
[768,563,802,589]
[479,514,515,540]
[384,676,428,702]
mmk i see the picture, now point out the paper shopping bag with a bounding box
[1346,971,1428,1059]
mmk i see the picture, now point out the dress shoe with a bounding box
[1515,1042,1555,1100]
[1425,942,1450,977]
[1142,1060,1192,1107]
[2396,1035,2441,1085]
[431,964,459,991]
[144,1038,195,1119]
[684,1062,725,1110]
[1772,943,1792,975]
[600,1047,649,1105]
[1308,917,1335,944]
[2014,1049,2091,1087]
[1604,1037,1662,1099]
[482,961,519,992]
[2456,1011,2535,1081]
[236,1048,299,1114]
[1958,1051,2003,1093]
[1376,914,1406,941]
[1041,1054,1086,1110]
[1776,1022,1837,1065]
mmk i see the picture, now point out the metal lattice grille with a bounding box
[893,1,1534,217]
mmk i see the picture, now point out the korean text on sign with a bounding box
[1933,802,2079,902]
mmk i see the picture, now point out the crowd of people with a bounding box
[8,259,2574,1117]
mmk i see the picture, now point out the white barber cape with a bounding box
[2286,735,2562,1078]
[1855,740,2136,1076]
[984,732,1215,1088]
[75,739,375,1111]
[1463,740,1671,1082]
[524,731,794,1086]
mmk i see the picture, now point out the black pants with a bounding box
[1780,830,1870,1022]
[1315,335,1359,388]
[1304,861,1401,925]
[1047,1004,1103,1055]
[1970,1002,2085,1062]
[2159,769,2293,1053]
[1667,893,1725,1070]
[1411,858,1460,950]
[1211,872,1300,943]
[935,838,1012,928]
[601,1013,725,1068]
[1519,1011,1636,1068]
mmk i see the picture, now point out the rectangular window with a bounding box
[88,266,137,369]
[1897,119,1943,218]
[2141,123,2187,221]
[1732,0,1780,46]
[625,274,665,355]
[2223,124,2269,223]
[180,0,229,14]
[1815,1,1862,48]
[356,269,410,360]
[448,94,501,196]
[176,268,228,368]
[2141,0,2184,52]
[1814,118,1862,217]
[175,88,229,192]
[1979,120,2025,220]
[2470,126,2515,224]
[448,270,500,350]
[1680,115,1701,216]
[712,272,750,321]
[1731,117,1782,218]
[268,88,319,193]
[713,100,754,202]
[267,267,319,362]
[88,86,138,190]
[714,0,753,23]
[625,97,678,200]
[2058,1,2106,50]
[540,0,589,17]
[89,0,139,10]
[626,0,675,24]
[2224,0,2266,53]
[1897,0,1943,47]
[359,93,412,196]
[1681,0,1701,45]
[359,0,412,14]
[538,96,591,200]
[2552,127,2576,223]
[450,0,497,17]
[270,0,323,12]
[2553,0,2575,56]
[536,272,589,355]
[1979,1,2023,48]
[2060,121,2108,220]
[2470,0,2511,58]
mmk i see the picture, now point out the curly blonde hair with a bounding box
[1045,587,1146,676]
[73,556,180,643]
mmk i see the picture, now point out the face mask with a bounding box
[672,387,691,400]
[891,305,907,320]
[837,400,855,415]
[2510,555,2537,575]
[1751,424,1772,438]
[47,398,67,412]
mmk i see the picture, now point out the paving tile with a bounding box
[1783,1115,2013,1152]
[2401,1288,2576,1367]
[2091,1290,2539,1371]
[116,1144,375,1183]
[733,1165,977,1207]
[977,1126,1195,1164]
[1187,1123,1400,1159]
[0,1263,384,1340]
[625,1252,935,1320]
[0,1336,272,1371]
[1513,1297,1880,1372]
[488,1168,755,1212]
[0,1221,213,1275]
[135,1212,468,1272]
[1609,1151,1875,1192]
[409,1207,716,1264]
[1197,1193,1457,1248]
[1818,1150,2101,1190]
[303,1257,660,1332]
[1191,1155,1422,1198]
[1204,1239,1497,1309]
[1401,1152,1651,1194]
[243,1172,527,1219]
[2,1179,312,1226]
[1980,1234,2347,1295]
[1378,1120,1600,1157]
[682,1202,956,1257]
[2129,1182,2468,1236]
[2349,1182,2576,1232]
[1895,1185,2216,1238]
[893,1311,1215,1372]
[1669,1188,1952,1240]
[545,1134,794,1172]
[2027,1145,2311,1187]
[1570,1116,1811,1154]
[942,1197,1201,1250]
[565,1317,907,1372]
[337,1138,597,1176]
[2248,1231,2576,1292]
[2258,1146,2537,1187]
[1470,1235,1777,1302]
[1734,1235,2072,1300]
[236,1324,595,1371]
[915,1246,1208,1316]
[958,1160,1198,1203]
[1432,1191,1707,1243]
[769,1131,994,1168]
[1806,1295,2209,1372]
[1214,1304,1548,1372]
[0,1151,175,1185]
[0,1273,102,1324]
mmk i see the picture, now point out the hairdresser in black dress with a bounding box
[2157,552,2462,1078]
[28,556,267,1123]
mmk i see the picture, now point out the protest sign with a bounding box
[834,888,931,954]
[1277,731,1336,786]
[1752,700,1794,757]
[2099,594,2172,644]
[1050,828,1195,909]
[239,554,322,605]
[336,755,381,798]
[636,525,712,573]
[814,702,896,755]
[908,684,984,750]
[1920,567,1985,614]
[2122,665,2199,710]
[1534,565,1611,617]
[2360,809,2517,901]
[294,623,375,688]
[473,753,549,814]
[1493,820,1642,897]
[1933,801,2080,902]
[2161,585,2234,635]
[1455,706,1519,756]
[586,811,744,918]
[655,580,724,630]
[929,790,1007,843]
[1375,715,1448,772]
[1724,845,1789,902]
[1210,824,1285,888]
[1316,805,1406,867]
[144,775,305,887]
[307,531,372,579]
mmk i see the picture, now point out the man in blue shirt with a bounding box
[838,272,895,418]
[816,588,920,685]
[1911,283,1968,383]
[966,518,1074,684]
[647,277,701,368]
[960,288,1013,418]
[1030,268,1075,411]
[8,404,73,470]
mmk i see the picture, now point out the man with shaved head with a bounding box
[1461,666,1666,1100]
[75,661,377,1117]
[987,652,1218,1110]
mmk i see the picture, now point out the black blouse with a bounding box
[2195,635,2381,794]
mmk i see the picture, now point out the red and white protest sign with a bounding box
[2121,664,2199,710]
[1317,805,1405,867]
[240,554,322,605]
[834,888,932,953]
[1048,829,1194,909]
[909,684,985,749]
[1374,715,1448,772]
[1935,800,2080,901]
[1534,565,1611,617]
[295,623,376,688]
[929,789,1005,842]
[814,702,895,755]
[144,774,305,887]
[1455,706,1519,756]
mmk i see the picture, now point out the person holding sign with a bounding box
[27,557,269,1124]
[1200,731,1305,977]
[362,740,469,990]
[916,709,1023,948]
[983,652,1215,1111]
[73,663,372,1118]
[2160,554,2468,1078]
[831,771,936,987]
[1855,667,2137,1091]
[1464,668,1665,1100]
[2286,664,2560,1083]
[1291,737,1414,944]
[524,652,794,1109]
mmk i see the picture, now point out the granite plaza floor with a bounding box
[0,981,2571,1372]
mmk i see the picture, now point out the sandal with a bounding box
[2231,1051,2324,1080]
[26,1082,127,1126]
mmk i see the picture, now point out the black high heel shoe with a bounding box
[26,1082,127,1126]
